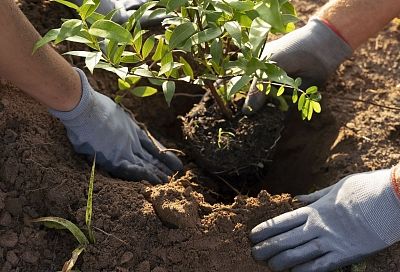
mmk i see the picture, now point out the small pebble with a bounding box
[21,251,39,264]
[120,251,134,264]
[0,231,18,248]
[6,250,19,266]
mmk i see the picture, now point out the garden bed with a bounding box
[0,0,400,271]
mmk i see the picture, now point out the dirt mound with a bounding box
[1,0,400,271]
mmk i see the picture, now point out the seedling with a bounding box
[32,156,96,272]
[34,0,322,121]
[217,128,235,149]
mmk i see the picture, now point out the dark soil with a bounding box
[182,93,284,176]
[0,0,399,271]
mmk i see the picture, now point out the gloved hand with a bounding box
[250,168,400,272]
[71,0,165,25]
[242,18,353,115]
[49,68,183,184]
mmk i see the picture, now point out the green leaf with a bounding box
[133,68,154,78]
[96,62,128,79]
[126,1,158,31]
[112,45,126,64]
[179,57,194,79]
[85,52,102,73]
[55,19,82,44]
[262,63,294,85]
[33,28,60,53]
[130,86,158,97]
[126,75,141,85]
[159,52,174,77]
[32,217,89,245]
[191,27,223,45]
[306,100,313,120]
[89,20,132,43]
[162,81,176,107]
[210,39,223,64]
[227,0,254,11]
[224,21,242,45]
[85,155,96,244]
[249,18,271,56]
[169,22,197,49]
[120,52,141,63]
[292,88,298,103]
[152,38,165,61]
[133,24,147,53]
[306,86,318,94]
[148,8,167,20]
[298,93,306,111]
[142,36,155,59]
[86,11,105,24]
[148,78,164,86]
[65,32,92,44]
[227,75,252,98]
[104,9,119,20]
[53,0,79,10]
[256,1,285,33]
[78,0,100,20]
[311,100,321,113]
[167,0,189,11]
[276,85,285,96]
[118,78,131,90]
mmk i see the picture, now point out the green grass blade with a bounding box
[86,155,96,243]
[32,217,89,246]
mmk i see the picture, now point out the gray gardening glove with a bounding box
[250,168,400,272]
[242,18,353,115]
[71,0,165,25]
[49,68,183,184]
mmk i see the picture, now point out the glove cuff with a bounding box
[49,68,94,126]
[305,18,353,75]
[354,169,400,245]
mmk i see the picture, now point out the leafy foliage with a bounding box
[34,0,321,120]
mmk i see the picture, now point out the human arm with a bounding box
[243,0,400,114]
[0,0,182,183]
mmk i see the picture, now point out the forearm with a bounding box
[0,0,81,111]
[317,0,400,49]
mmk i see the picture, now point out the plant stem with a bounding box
[206,81,233,119]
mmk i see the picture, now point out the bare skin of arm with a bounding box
[0,0,81,111]
[317,0,400,49]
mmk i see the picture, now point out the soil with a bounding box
[0,0,399,271]
[182,93,284,176]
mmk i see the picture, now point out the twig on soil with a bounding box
[119,104,185,156]
[214,175,241,195]
[173,93,204,98]
[93,226,129,246]
[324,93,400,111]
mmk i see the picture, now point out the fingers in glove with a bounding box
[242,78,267,115]
[251,223,316,261]
[136,128,183,172]
[114,162,169,184]
[267,239,327,271]
[292,252,338,272]
[294,184,335,204]
[250,207,309,244]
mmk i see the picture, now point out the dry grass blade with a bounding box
[86,154,96,243]
[62,245,85,272]
[32,217,89,246]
